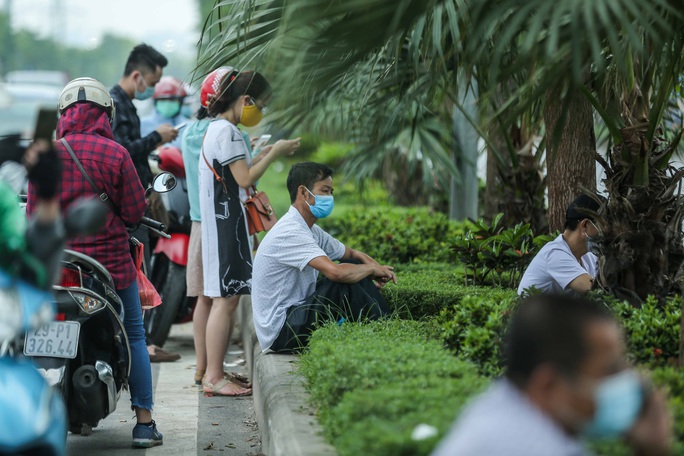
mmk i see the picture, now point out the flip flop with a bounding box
[203,378,252,397]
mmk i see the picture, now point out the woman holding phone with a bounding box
[199,70,299,396]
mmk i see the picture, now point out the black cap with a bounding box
[565,194,601,222]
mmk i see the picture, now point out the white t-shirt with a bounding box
[251,206,346,351]
[517,234,597,295]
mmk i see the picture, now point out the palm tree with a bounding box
[198,0,684,298]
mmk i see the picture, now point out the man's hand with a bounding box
[626,388,672,456]
[370,265,397,288]
[155,124,178,145]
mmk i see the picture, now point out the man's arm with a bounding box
[341,246,397,286]
[566,274,593,292]
[309,255,394,284]
[112,117,162,160]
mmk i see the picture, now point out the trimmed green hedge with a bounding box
[299,320,487,456]
[318,207,464,265]
[380,264,516,319]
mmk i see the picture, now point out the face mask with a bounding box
[240,103,263,127]
[585,221,600,255]
[156,100,181,119]
[582,370,643,439]
[134,75,154,101]
[305,187,334,219]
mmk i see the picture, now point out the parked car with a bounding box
[0,83,61,139]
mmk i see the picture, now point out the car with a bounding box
[0,83,61,139]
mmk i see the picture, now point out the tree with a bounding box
[198,0,684,301]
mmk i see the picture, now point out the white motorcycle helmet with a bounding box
[58,77,116,123]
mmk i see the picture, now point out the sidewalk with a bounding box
[240,296,336,456]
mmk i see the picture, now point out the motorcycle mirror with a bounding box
[152,172,177,193]
[64,198,108,238]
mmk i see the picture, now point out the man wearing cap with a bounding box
[518,195,601,295]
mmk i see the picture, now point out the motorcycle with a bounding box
[145,146,194,347]
[25,174,175,436]
[0,198,107,456]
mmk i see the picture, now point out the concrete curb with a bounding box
[240,297,337,456]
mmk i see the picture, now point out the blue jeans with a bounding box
[116,281,154,411]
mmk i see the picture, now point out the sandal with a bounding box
[202,378,252,397]
[195,370,251,388]
[226,371,252,389]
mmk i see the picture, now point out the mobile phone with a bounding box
[253,134,272,149]
[174,122,188,131]
[34,107,58,141]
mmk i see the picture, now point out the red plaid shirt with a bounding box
[27,103,147,289]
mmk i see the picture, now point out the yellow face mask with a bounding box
[240,103,263,127]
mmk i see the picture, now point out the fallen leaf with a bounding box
[204,442,215,450]
[227,443,236,449]
[212,423,220,426]
[119,420,127,423]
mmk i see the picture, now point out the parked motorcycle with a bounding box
[0,198,107,456]
[25,174,175,436]
[145,146,194,347]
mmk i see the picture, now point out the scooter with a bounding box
[0,198,107,456]
[145,146,194,347]
[25,174,175,436]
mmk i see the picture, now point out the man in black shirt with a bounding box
[110,43,178,188]
[110,43,180,363]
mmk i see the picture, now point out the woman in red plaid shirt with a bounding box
[27,78,163,448]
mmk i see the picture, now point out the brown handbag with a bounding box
[202,149,278,235]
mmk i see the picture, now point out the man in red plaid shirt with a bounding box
[26,78,164,448]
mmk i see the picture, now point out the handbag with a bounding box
[61,138,161,309]
[201,149,277,235]
[131,240,162,310]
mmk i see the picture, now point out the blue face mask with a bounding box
[305,187,334,219]
[134,76,154,101]
[582,370,643,439]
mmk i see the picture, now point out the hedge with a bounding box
[380,264,516,319]
[318,207,464,265]
[299,320,487,456]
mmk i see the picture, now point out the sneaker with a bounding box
[132,420,163,448]
[149,347,181,363]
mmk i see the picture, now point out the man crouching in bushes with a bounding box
[431,294,671,456]
[251,162,396,353]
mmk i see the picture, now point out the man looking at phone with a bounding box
[110,43,180,363]
[110,43,177,189]
[431,294,671,456]
[251,162,397,353]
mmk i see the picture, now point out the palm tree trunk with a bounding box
[544,90,597,232]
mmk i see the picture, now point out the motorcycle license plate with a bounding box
[23,321,80,359]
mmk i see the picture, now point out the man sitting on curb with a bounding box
[518,195,601,295]
[431,293,671,456]
[251,162,397,353]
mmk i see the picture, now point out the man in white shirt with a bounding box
[518,195,601,295]
[431,294,671,456]
[251,162,397,352]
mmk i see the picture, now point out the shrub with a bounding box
[452,213,555,288]
[299,320,487,456]
[606,294,681,367]
[380,267,514,319]
[309,142,353,168]
[319,207,465,265]
[434,292,518,376]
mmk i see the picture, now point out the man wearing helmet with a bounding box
[140,76,189,149]
[27,77,164,448]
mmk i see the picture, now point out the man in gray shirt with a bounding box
[251,162,396,352]
[431,294,671,456]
